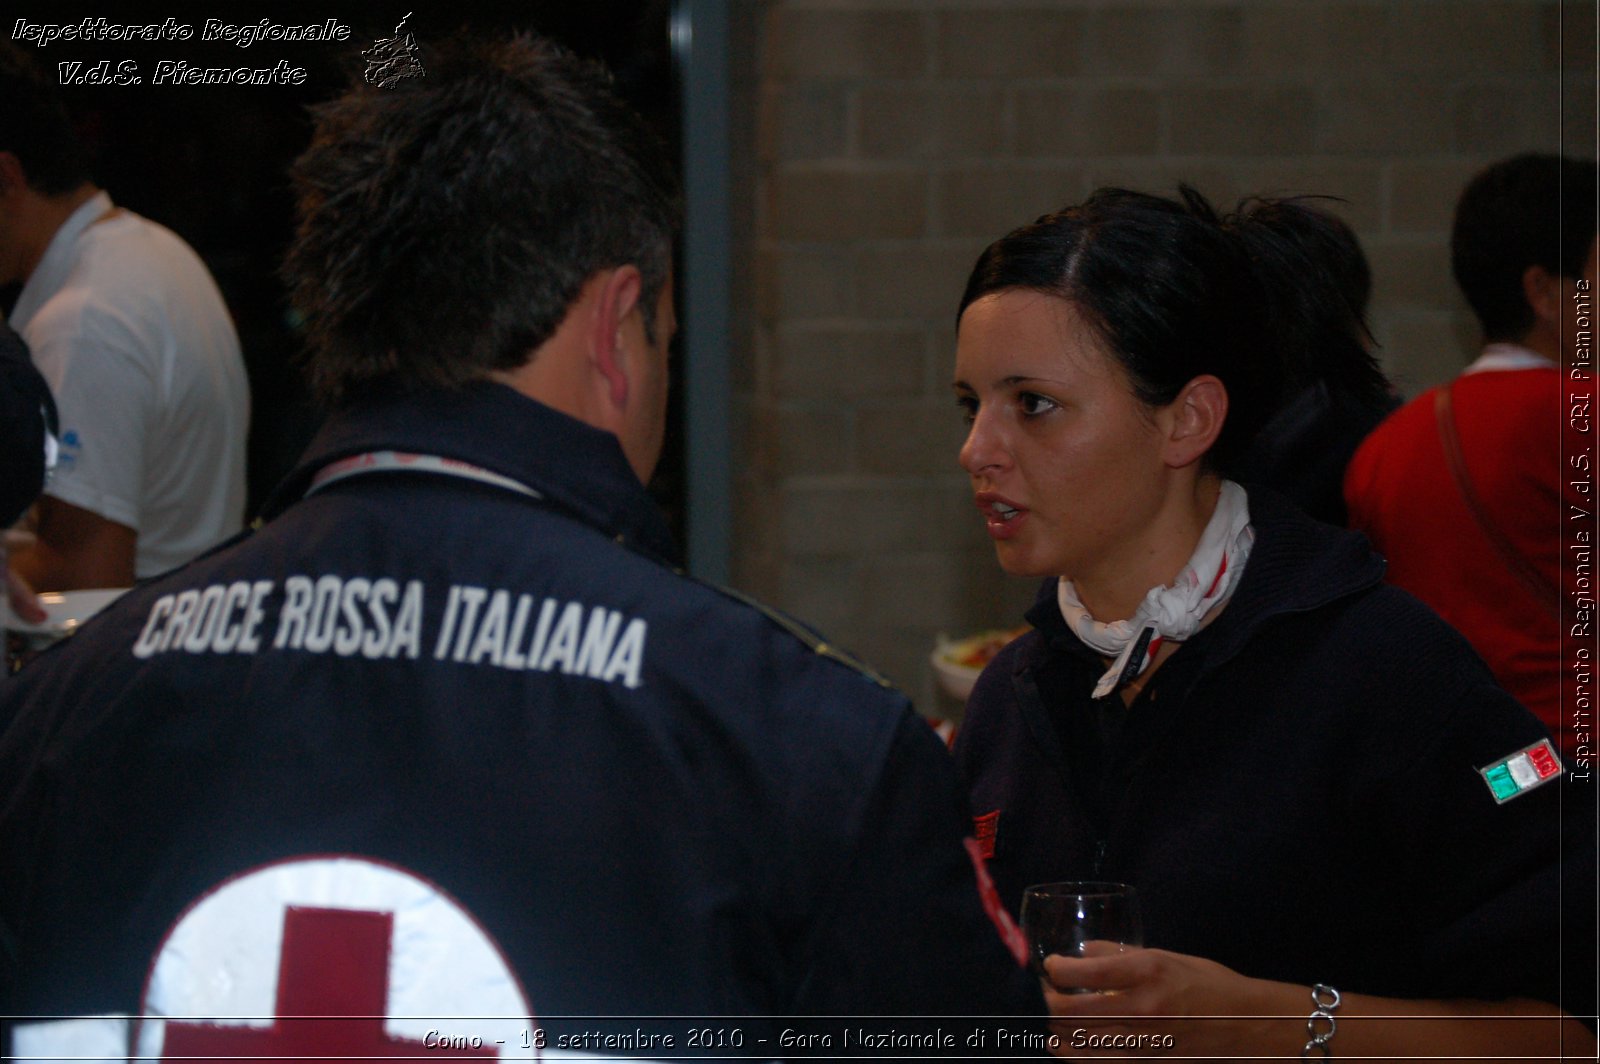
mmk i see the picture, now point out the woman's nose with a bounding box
[959,411,1006,477]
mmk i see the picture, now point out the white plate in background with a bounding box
[3,587,130,635]
[931,643,984,702]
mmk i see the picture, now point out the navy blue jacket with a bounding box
[0,321,54,526]
[955,490,1596,1018]
[0,382,1039,1044]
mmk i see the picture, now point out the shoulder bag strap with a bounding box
[1434,383,1560,619]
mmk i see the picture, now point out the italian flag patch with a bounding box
[1478,738,1563,803]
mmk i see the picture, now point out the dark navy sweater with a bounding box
[956,490,1595,1018]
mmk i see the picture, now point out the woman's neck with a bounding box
[1073,475,1224,622]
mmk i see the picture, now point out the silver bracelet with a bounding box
[1300,983,1341,1059]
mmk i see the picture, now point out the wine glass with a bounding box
[1019,881,1143,992]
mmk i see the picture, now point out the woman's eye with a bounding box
[1018,392,1058,417]
[956,396,977,423]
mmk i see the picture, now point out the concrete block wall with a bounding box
[732,0,1598,713]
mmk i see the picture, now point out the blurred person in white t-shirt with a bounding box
[0,45,248,591]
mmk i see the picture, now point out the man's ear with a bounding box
[1160,374,1228,469]
[0,152,28,197]
[588,265,644,412]
[1522,263,1564,328]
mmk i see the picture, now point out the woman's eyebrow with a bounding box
[953,374,1069,391]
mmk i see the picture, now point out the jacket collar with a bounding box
[1025,486,1385,669]
[262,380,679,564]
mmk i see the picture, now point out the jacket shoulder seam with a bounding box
[684,575,895,690]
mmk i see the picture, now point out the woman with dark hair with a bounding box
[1227,196,1400,526]
[951,187,1594,1057]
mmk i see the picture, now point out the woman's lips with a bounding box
[975,492,1027,541]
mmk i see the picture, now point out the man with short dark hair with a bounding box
[0,46,249,591]
[1345,153,1598,759]
[0,33,1038,1050]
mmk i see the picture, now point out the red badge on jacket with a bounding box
[964,836,1027,966]
[972,809,1000,859]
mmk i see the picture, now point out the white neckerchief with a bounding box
[1058,480,1254,699]
[1462,342,1556,376]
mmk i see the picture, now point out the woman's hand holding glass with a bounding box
[1020,881,1143,990]
[1038,945,1290,1059]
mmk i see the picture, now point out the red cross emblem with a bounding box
[162,905,496,1061]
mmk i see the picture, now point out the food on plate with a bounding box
[931,625,1032,703]
[938,625,1031,670]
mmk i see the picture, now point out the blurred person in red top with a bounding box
[1345,153,1597,761]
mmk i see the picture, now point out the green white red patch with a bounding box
[1478,738,1563,803]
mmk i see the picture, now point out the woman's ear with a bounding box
[1161,374,1228,469]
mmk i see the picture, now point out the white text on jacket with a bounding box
[130,576,647,688]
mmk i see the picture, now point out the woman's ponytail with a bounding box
[1224,196,1391,410]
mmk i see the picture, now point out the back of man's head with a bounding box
[0,44,94,196]
[283,33,680,407]
[1451,152,1599,343]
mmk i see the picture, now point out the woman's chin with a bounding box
[992,545,1053,579]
